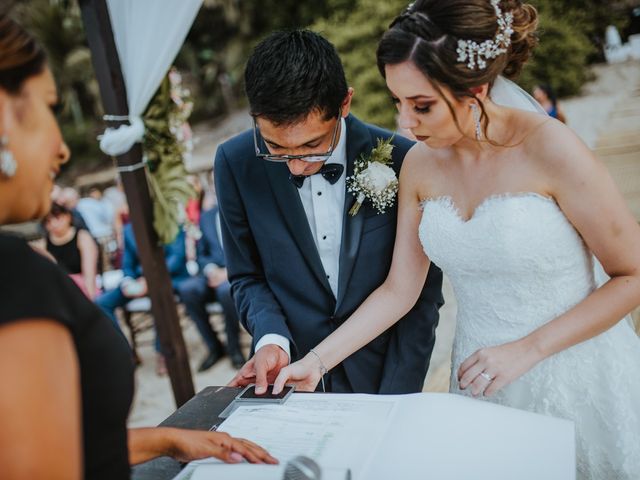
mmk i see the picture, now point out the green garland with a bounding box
[143,73,195,244]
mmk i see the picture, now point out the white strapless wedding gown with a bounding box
[419,193,640,479]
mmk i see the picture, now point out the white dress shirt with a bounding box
[255,118,348,361]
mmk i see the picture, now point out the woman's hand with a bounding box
[163,428,278,464]
[128,427,278,465]
[457,339,543,397]
[273,354,324,394]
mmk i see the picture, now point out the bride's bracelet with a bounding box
[309,348,328,393]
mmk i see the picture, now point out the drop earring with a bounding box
[0,135,17,178]
[470,103,482,140]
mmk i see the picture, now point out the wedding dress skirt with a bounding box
[419,193,640,479]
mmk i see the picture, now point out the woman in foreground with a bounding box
[0,13,275,479]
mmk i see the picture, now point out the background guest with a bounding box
[77,186,115,241]
[532,83,567,123]
[43,202,99,299]
[59,186,90,231]
[177,206,246,371]
[96,223,190,374]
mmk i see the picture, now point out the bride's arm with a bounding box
[461,120,640,397]
[529,123,640,345]
[273,149,432,392]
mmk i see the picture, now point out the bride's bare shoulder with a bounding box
[403,141,449,171]
[400,141,448,194]
[522,115,596,172]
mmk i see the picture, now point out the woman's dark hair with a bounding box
[244,29,348,126]
[377,0,538,140]
[42,202,71,227]
[0,14,47,94]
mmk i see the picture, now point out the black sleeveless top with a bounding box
[0,234,134,479]
[46,229,83,274]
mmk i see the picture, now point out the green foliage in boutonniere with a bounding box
[347,137,398,216]
[143,69,195,244]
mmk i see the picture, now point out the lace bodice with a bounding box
[418,193,640,479]
[420,193,596,346]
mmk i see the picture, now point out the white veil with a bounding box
[489,75,547,114]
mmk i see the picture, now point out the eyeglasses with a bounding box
[252,113,341,163]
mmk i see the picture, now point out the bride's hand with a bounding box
[272,354,323,394]
[457,339,543,397]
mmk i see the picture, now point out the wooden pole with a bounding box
[79,0,195,407]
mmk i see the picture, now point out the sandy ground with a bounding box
[128,59,640,428]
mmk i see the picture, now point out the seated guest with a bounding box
[77,187,114,240]
[532,83,566,123]
[43,203,99,299]
[59,186,91,232]
[0,14,275,479]
[177,206,246,371]
[96,223,189,372]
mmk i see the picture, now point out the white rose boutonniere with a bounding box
[347,137,398,216]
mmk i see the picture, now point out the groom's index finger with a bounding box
[254,357,269,394]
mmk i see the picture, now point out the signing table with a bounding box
[132,386,575,480]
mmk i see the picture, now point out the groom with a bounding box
[216,30,443,394]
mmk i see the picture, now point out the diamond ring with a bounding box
[479,372,493,382]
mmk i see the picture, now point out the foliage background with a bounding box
[11,0,633,173]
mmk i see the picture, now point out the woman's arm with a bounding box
[274,148,433,392]
[77,229,98,300]
[530,123,640,349]
[0,319,82,479]
[460,121,640,396]
[128,427,277,465]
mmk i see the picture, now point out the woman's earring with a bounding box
[470,103,482,141]
[0,135,17,178]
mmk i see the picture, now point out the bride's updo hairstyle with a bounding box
[377,0,538,140]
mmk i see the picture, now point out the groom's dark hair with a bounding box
[244,30,348,126]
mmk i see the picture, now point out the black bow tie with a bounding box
[289,163,344,189]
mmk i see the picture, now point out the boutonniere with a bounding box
[347,137,398,216]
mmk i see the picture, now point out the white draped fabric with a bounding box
[100,0,202,156]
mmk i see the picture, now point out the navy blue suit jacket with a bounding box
[197,207,226,271]
[214,114,443,393]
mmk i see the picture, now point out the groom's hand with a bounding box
[227,345,289,394]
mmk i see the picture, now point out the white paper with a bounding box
[366,393,575,480]
[176,393,574,480]
[188,394,396,478]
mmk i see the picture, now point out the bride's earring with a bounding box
[0,135,17,178]
[470,103,482,141]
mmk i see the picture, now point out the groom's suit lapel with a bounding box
[264,160,333,296]
[335,115,372,312]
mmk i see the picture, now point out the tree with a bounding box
[179,0,336,122]
[312,0,408,129]
[518,10,596,97]
[14,0,104,173]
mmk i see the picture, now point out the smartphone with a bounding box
[235,384,295,403]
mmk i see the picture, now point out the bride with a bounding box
[272,0,640,478]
